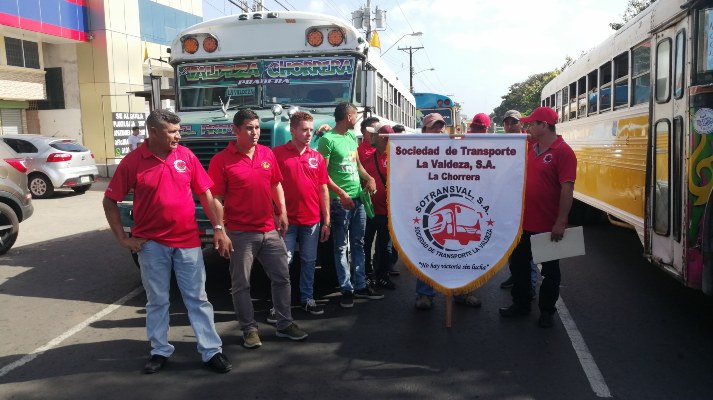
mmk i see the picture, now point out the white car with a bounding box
[1,134,99,199]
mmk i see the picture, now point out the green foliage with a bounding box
[491,70,559,122]
[609,0,656,30]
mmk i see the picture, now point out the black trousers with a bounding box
[510,231,561,313]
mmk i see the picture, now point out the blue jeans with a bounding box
[138,241,222,362]
[416,279,437,297]
[284,223,320,302]
[331,198,366,293]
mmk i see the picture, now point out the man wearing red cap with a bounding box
[468,113,491,133]
[499,107,576,328]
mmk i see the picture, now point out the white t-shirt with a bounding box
[128,134,144,150]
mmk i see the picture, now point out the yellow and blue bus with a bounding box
[540,0,713,294]
[414,92,462,134]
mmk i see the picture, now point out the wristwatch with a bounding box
[213,224,224,231]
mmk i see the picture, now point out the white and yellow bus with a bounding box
[541,0,713,294]
[169,10,416,153]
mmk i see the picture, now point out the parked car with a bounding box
[0,140,33,254]
[1,134,99,199]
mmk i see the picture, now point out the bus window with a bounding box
[561,87,569,121]
[587,69,598,114]
[653,119,670,236]
[656,39,672,103]
[614,52,629,108]
[569,81,577,119]
[674,30,685,99]
[577,76,587,117]
[695,8,713,85]
[631,40,651,105]
[600,61,612,112]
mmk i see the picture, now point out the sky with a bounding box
[202,0,630,120]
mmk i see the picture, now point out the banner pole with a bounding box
[445,294,453,328]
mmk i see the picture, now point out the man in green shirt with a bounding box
[317,103,384,308]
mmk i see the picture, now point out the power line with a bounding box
[272,0,290,11]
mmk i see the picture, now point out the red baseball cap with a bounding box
[366,123,395,134]
[520,107,558,125]
[471,113,490,128]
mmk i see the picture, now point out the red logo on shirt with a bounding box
[174,159,187,172]
[262,161,271,169]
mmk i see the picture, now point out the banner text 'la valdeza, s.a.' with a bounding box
[388,134,527,295]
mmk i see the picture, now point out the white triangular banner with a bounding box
[388,134,527,294]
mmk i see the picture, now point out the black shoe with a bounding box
[354,287,385,300]
[499,304,530,317]
[143,354,168,374]
[378,277,396,290]
[340,291,354,308]
[538,312,555,328]
[365,273,376,288]
[205,352,232,373]
[500,277,514,289]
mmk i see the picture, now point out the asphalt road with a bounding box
[0,181,712,399]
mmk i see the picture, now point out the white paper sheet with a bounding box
[530,226,585,264]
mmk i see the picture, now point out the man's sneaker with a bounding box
[276,323,308,341]
[143,354,168,374]
[365,273,376,288]
[266,307,277,324]
[302,299,324,315]
[414,295,432,310]
[500,276,515,289]
[454,293,482,308]
[340,291,354,308]
[378,277,396,290]
[242,330,262,349]
[499,303,531,317]
[354,287,385,300]
[204,352,232,373]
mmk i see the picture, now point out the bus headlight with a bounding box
[307,29,323,47]
[328,29,345,46]
[182,36,199,54]
[272,104,284,116]
[203,36,218,53]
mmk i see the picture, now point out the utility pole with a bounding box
[399,46,423,93]
[351,0,385,42]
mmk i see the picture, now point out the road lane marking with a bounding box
[0,286,144,378]
[557,298,612,398]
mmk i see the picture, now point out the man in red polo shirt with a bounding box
[208,109,308,349]
[273,111,330,316]
[103,109,232,374]
[499,106,577,328]
[468,113,491,133]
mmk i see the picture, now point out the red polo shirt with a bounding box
[208,142,283,232]
[523,136,577,233]
[362,150,388,215]
[273,143,329,226]
[105,144,211,248]
[357,141,375,162]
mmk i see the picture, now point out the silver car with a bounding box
[1,134,99,199]
[0,140,33,254]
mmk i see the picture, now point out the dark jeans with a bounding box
[364,216,377,276]
[510,231,561,313]
[365,214,394,277]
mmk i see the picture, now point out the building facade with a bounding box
[0,0,202,175]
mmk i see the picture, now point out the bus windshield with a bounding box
[176,56,356,110]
